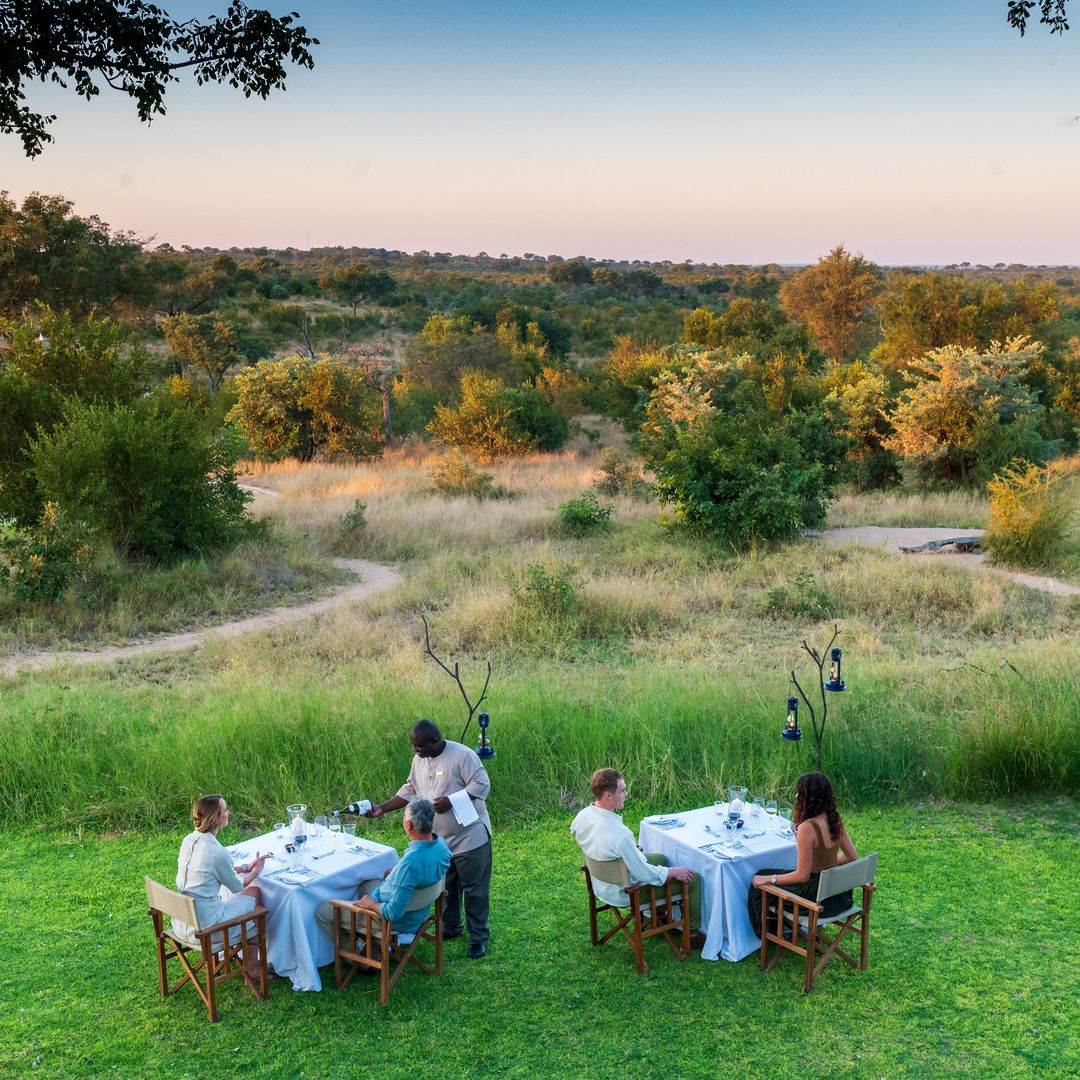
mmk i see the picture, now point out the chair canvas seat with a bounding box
[788,902,862,927]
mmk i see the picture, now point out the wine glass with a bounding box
[328,815,342,844]
[765,799,778,820]
[274,821,287,839]
[314,815,328,852]
[714,800,724,816]
[753,795,766,818]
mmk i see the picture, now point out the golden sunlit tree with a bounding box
[779,245,882,364]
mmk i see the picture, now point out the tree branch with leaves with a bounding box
[1,1,318,157]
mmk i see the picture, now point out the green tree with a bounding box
[161,313,243,391]
[0,191,144,317]
[779,245,882,363]
[884,338,1051,484]
[822,360,901,489]
[227,355,383,462]
[317,264,395,316]
[874,272,1059,376]
[639,352,847,546]
[29,391,253,559]
[1,2,317,157]
[0,305,150,521]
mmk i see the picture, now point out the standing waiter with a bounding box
[367,719,492,958]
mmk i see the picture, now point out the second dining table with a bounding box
[226,827,398,991]
[638,804,797,962]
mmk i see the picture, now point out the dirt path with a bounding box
[1,558,403,677]
[818,527,1080,597]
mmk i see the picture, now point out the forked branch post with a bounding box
[420,612,492,744]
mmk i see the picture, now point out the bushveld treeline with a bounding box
[1,191,1079,600]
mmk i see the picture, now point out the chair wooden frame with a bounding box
[331,879,446,1005]
[758,852,877,992]
[581,856,690,974]
[145,876,268,1023]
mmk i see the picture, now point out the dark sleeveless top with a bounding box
[808,819,840,874]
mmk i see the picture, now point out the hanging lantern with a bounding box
[824,647,846,692]
[476,711,495,759]
[781,695,803,742]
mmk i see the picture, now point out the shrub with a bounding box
[327,499,367,555]
[427,451,516,500]
[427,372,568,460]
[593,448,652,500]
[28,392,256,560]
[227,355,383,462]
[428,372,532,460]
[764,569,834,620]
[508,383,569,452]
[556,491,614,537]
[510,562,581,620]
[983,460,1077,568]
[0,502,92,603]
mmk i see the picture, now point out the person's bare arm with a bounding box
[837,826,858,865]
[367,795,408,819]
[752,825,812,888]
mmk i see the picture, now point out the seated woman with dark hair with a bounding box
[747,772,858,939]
[172,795,268,959]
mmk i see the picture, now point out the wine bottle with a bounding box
[337,799,372,815]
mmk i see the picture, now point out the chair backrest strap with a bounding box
[405,877,446,912]
[145,875,199,927]
[815,852,877,902]
[584,855,631,887]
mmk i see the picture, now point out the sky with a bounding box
[3,0,1080,264]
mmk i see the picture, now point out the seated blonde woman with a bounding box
[173,795,269,969]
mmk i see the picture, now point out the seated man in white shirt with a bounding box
[570,767,704,950]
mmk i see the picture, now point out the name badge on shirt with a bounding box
[436,770,444,777]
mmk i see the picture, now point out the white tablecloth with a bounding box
[638,806,797,962]
[226,829,398,991]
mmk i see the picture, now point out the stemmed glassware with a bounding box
[765,799,778,820]
[314,815,328,853]
[328,814,342,845]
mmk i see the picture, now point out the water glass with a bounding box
[714,800,724,816]
[343,823,357,837]
[274,821,287,838]
[779,805,793,834]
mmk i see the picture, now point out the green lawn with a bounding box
[3,801,1077,1079]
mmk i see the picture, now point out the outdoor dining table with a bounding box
[638,805,797,962]
[226,828,398,991]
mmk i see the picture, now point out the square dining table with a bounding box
[638,805,797,962]
[226,829,398,991]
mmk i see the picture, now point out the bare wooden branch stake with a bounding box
[420,612,492,744]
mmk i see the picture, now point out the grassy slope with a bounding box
[2,803,1077,1080]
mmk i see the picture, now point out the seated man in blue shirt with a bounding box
[316,796,451,953]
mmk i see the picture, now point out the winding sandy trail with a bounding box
[818,526,1080,597]
[1,558,403,676]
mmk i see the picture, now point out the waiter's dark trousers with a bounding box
[443,837,492,945]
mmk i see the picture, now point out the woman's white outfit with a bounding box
[172,830,256,947]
